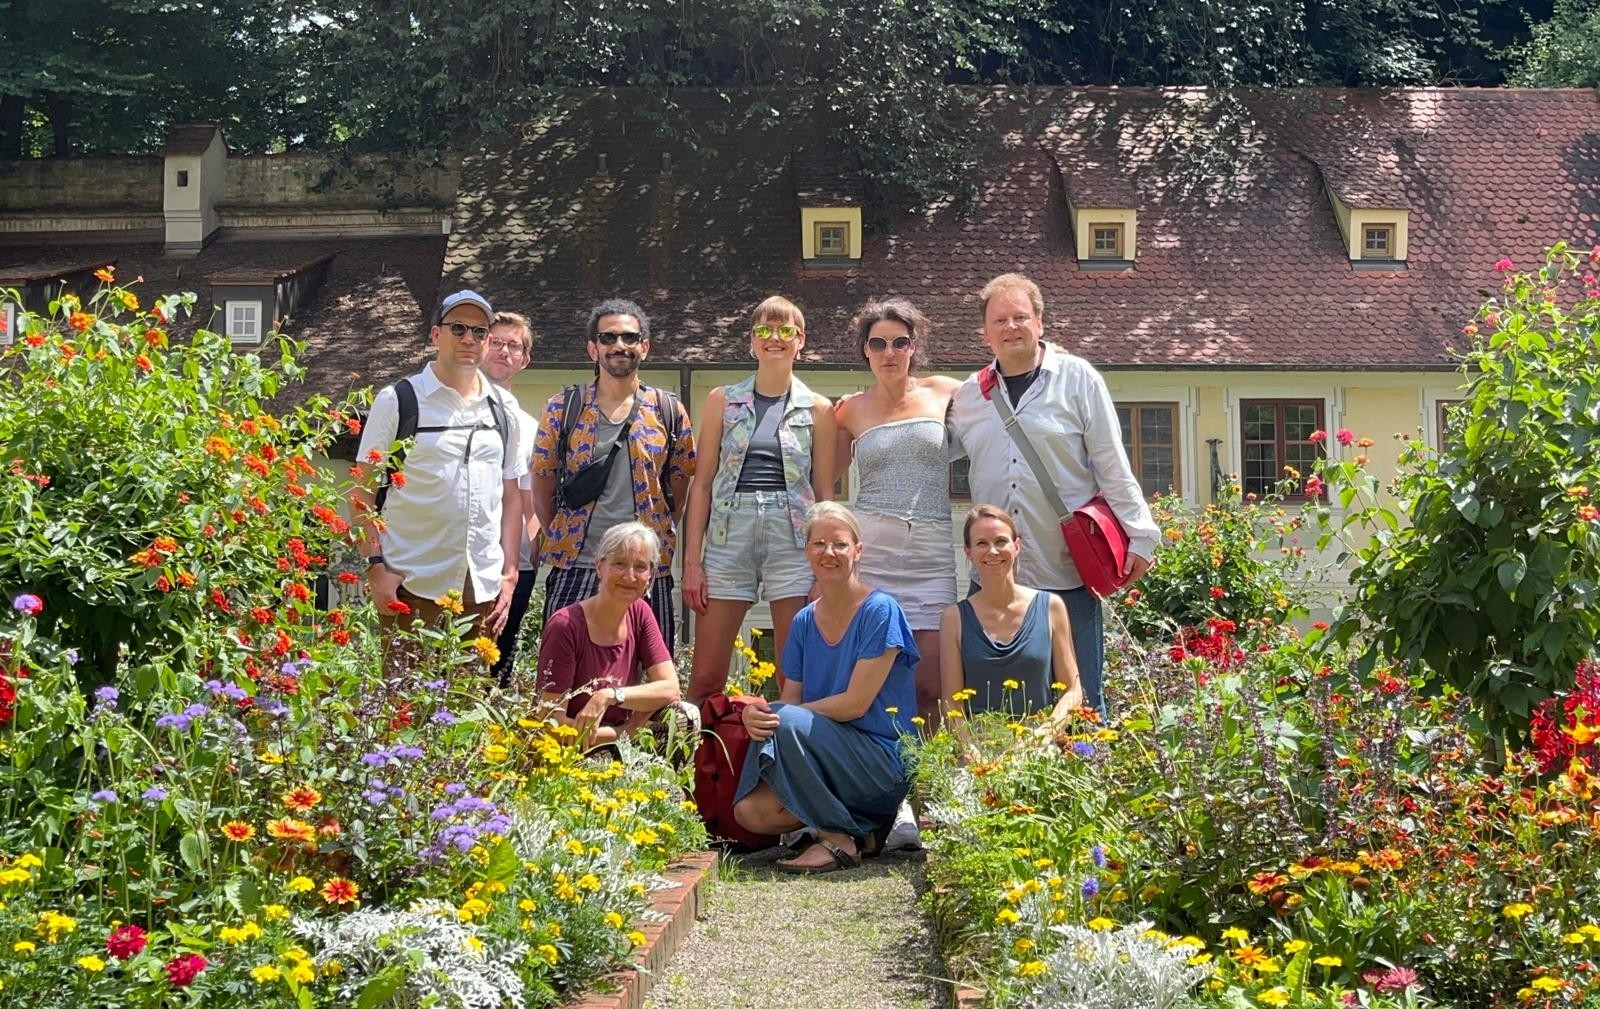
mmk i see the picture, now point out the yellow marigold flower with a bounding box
[604,911,626,929]
[1087,917,1118,932]
[995,908,1020,926]
[470,637,501,665]
[258,749,286,765]
[1314,955,1343,967]
[0,868,30,885]
[1002,679,1021,690]
[1016,960,1048,977]
[1531,977,1566,992]
[1220,926,1250,944]
[465,936,485,954]
[263,904,290,922]
[291,963,315,984]
[286,875,316,894]
[14,854,42,869]
[1258,987,1291,1007]
[250,964,281,983]
[1503,902,1535,920]
[35,911,77,942]
[280,945,311,963]
[1050,681,1067,692]
[1188,952,1213,965]
[484,743,510,763]
[1014,938,1035,953]
[1282,939,1308,954]
[76,954,107,972]
[547,922,562,939]
[14,941,37,953]
[577,873,601,892]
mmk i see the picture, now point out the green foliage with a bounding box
[1123,488,1311,641]
[1511,0,1600,86]
[1316,244,1600,745]
[0,275,357,681]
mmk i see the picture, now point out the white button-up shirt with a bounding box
[357,364,528,604]
[950,343,1160,591]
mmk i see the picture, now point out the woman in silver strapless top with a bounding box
[834,299,960,728]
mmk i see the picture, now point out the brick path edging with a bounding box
[567,851,719,1009]
[917,851,987,1009]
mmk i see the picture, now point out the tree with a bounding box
[1511,0,1600,85]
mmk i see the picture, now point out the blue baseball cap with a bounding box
[436,289,493,323]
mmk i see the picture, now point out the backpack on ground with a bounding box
[693,693,780,851]
[374,376,508,512]
[554,384,684,512]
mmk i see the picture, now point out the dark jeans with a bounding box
[966,581,1106,719]
[491,568,539,688]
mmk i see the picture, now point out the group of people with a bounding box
[348,273,1159,872]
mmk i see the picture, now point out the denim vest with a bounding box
[708,373,817,547]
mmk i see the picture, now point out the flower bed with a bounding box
[916,626,1600,1008]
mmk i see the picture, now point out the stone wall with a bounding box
[220,152,461,211]
[0,157,163,212]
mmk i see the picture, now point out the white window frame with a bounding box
[225,300,263,344]
[0,301,15,347]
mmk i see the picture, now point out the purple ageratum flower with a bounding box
[155,712,194,731]
[183,703,208,719]
[1091,844,1107,869]
[1081,876,1100,899]
[359,751,390,767]
[205,679,226,696]
[12,594,43,616]
[93,686,120,709]
[423,679,446,690]
[442,782,467,795]
[1073,741,1095,758]
[90,789,117,804]
[141,786,168,802]
[258,699,289,717]
[64,649,79,665]
[393,745,425,760]
[221,683,247,701]
[430,710,457,726]
[364,790,389,806]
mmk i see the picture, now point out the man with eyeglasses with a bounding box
[530,298,696,651]
[482,311,542,686]
[351,289,528,668]
[948,273,1159,719]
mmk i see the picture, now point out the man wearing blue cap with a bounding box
[351,289,529,664]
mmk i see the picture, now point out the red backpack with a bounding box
[693,694,780,851]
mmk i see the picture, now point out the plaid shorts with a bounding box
[541,566,678,653]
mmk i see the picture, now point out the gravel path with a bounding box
[643,849,951,1009]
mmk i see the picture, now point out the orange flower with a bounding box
[319,877,359,906]
[1233,945,1272,967]
[68,311,94,332]
[1246,872,1290,895]
[220,821,256,843]
[134,354,153,373]
[94,267,115,283]
[265,818,317,845]
[281,785,322,812]
[176,572,196,589]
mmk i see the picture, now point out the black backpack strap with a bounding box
[485,387,509,459]
[375,377,419,513]
[554,383,584,497]
[654,387,684,513]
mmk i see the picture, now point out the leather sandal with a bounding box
[773,837,861,874]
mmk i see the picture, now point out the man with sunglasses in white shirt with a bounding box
[530,298,696,651]
[352,290,527,669]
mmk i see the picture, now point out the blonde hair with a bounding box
[978,272,1044,318]
[803,501,863,544]
[750,295,806,333]
[491,311,534,354]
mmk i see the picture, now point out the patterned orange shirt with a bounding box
[531,383,695,574]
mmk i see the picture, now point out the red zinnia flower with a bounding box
[336,571,359,584]
[165,952,208,986]
[105,924,148,959]
[386,601,411,615]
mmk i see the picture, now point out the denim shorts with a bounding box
[702,490,812,602]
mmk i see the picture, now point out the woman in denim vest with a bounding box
[683,296,837,700]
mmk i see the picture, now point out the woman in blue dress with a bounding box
[732,501,919,873]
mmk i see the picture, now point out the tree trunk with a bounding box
[0,95,23,158]
[44,92,70,157]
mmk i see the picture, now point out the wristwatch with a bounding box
[609,687,628,706]
[365,555,386,568]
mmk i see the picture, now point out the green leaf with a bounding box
[356,965,408,1009]
[178,831,204,872]
[1497,555,1527,592]
[485,839,519,886]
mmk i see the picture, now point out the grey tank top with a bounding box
[735,391,788,492]
[853,417,950,521]
[960,592,1054,716]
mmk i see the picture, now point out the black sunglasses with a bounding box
[595,330,644,347]
[866,335,914,353]
[442,322,490,342]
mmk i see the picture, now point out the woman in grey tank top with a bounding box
[834,298,961,730]
[938,505,1082,726]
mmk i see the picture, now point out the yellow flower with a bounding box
[286,875,316,894]
[1564,931,1589,945]
[465,936,485,954]
[1282,939,1308,954]
[1503,902,1535,920]
[470,637,501,665]
[291,963,315,983]
[484,743,510,764]
[1531,977,1565,992]
[1220,926,1250,944]
[604,911,625,929]
[1314,955,1343,967]
[263,904,290,922]
[77,955,106,972]
[995,908,1020,926]
[13,941,36,953]
[1257,988,1291,1007]
[1188,952,1213,965]
[1016,960,1048,977]
[258,750,286,765]
[0,868,30,886]
[884,706,899,715]
[577,873,601,891]
[628,930,648,947]
[1002,679,1021,690]
[1087,917,1117,931]
[35,910,77,942]
[250,964,281,983]
[1013,938,1035,953]
[15,854,41,869]
[436,590,465,615]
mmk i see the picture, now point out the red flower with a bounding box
[134,354,153,373]
[286,583,311,603]
[336,572,360,584]
[1308,429,1327,444]
[1209,586,1226,599]
[105,924,148,959]
[155,575,173,593]
[330,629,351,646]
[344,416,362,434]
[165,952,208,986]
[391,471,407,489]
[386,601,411,615]
[68,311,94,332]
[144,329,166,347]
[1495,257,1514,272]
[1335,428,1354,446]
[1304,475,1325,497]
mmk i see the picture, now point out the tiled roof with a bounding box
[163,124,225,156]
[0,257,116,285]
[206,254,335,284]
[0,236,446,405]
[443,86,1600,369]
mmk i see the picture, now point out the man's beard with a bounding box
[600,351,640,378]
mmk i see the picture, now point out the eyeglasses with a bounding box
[443,322,490,342]
[595,330,644,347]
[752,323,801,342]
[487,339,525,355]
[866,335,914,354]
[807,539,856,554]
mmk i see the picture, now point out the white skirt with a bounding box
[855,510,959,631]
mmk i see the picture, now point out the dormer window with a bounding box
[226,301,262,344]
[1362,224,1394,260]
[1090,224,1125,259]
[815,222,850,257]
[0,301,15,347]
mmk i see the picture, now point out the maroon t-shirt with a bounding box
[535,599,670,726]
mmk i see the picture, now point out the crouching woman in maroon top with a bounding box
[536,522,692,745]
